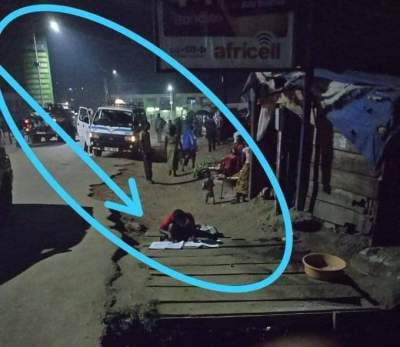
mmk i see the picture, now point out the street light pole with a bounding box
[167,84,174,120]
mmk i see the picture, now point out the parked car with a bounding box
[77,106,141,157]
[0,145,12,227]
[23,104,76,144]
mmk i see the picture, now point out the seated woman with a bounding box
[159,209,197,241]
[219,136,245,176]
[160,209,223,242]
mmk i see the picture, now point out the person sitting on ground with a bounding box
[159,209,224,242]
[160,209,197,242]
[202,171,215,204]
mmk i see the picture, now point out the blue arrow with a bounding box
[0,66,143,217]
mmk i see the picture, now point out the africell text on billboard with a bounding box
[156,0,294,70]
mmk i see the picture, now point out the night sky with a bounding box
[1,0,400,108]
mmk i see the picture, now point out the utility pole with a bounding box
[295,0,314,210]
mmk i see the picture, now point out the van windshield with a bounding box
[93,109,133,127]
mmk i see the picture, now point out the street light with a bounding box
[49,20,60,33]
[167,84,174,119]
[112,69,118,76]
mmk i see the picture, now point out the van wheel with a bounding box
[0,175,12,227]
[93,149,102,157]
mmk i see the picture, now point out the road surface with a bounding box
[0,141,131,347]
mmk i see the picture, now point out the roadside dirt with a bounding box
[89,138,387,346]
[89,139,279,343]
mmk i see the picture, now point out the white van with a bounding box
[77,106,138,156]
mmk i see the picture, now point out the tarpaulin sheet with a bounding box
[243,69,400,167]
[327,90,398,167]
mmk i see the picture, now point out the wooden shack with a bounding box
[245,70,400,245]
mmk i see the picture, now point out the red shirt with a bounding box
[160,211,195,231]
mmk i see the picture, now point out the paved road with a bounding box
[0,142,131,347]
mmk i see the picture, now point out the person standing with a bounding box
[214,110,223,145]
[205,116,217,152]
[165,124,180,176]
[232,146,251,203]
[202,171,215,204]
[154,113,166,143]
[181,124,197,170]
[139,121,153,183]
[193,115,202,137]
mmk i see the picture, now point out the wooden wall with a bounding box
[275,106,380,235]
[305,113,379,234]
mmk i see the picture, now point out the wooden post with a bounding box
[248,87,258,200]
[275,107,287,215]
[295,0,314,210]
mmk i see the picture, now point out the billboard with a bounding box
[22,36,55,105]
[156,0,294,70]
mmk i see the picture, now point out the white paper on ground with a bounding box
[184,241,219,248]
[149,241,184,250]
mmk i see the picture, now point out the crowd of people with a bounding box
[139,110,252,207]
[151,109,227,177]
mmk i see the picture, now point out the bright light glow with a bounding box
[49,20,60,33]
[125,135,136,143]
[114,98,126,105]
[167,84,173,92]
[112,69,117,75]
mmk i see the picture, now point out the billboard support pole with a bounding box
[32,33,44,106]
[295,0,314,211]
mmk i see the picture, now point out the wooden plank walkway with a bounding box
[139,233,376,320]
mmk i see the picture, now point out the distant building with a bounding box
[21,35,55,106]
[109,92,213,120]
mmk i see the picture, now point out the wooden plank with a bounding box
[320,168,379,199]
[147,252,238,259]
[311,146,375,177]
[142,240,285,248]
[157,300,371,317]
[311,199,371,230]
[147,274,341,287]
[149,263,304,276]
[313,131,361,154]
[148,255,281,266]
[142,245,286,258]
[144,249,238,257]
[307,184,373,214]
[149,284,362,303]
